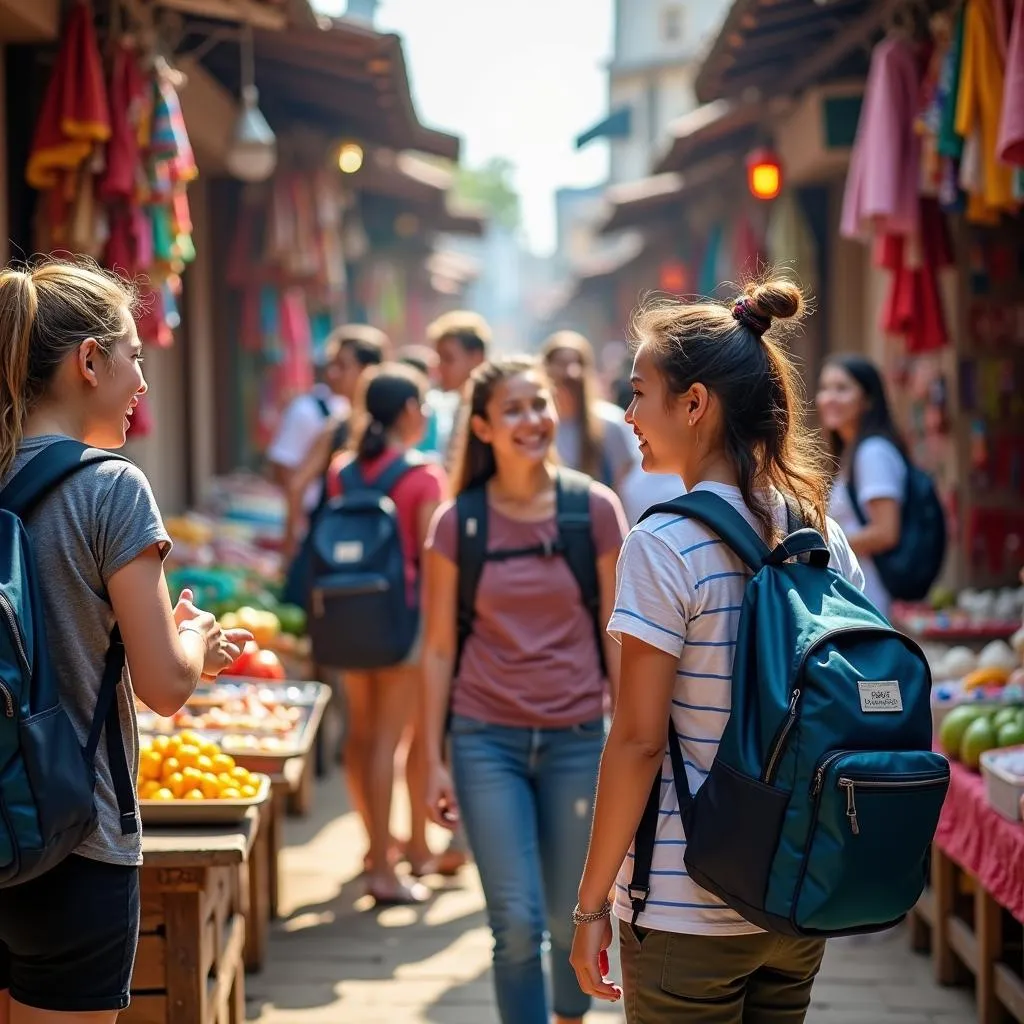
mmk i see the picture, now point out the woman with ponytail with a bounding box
[421,356,627,1024]
[0,260,250,1022]
[323,362,446,905]
[570,279,864,1023]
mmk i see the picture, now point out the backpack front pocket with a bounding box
[794,749,949,934]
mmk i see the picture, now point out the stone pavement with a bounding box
[246,776,976,1024]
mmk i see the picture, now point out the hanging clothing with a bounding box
[841,36,923,241]
[878,198,952,355]
[998,0,1024,165]
[99,42,147,204]
[956,0,1017,219]
[26,1,110,192]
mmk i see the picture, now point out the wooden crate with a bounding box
[124,812,256,1024]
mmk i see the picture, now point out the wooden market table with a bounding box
[123,808,259,1024]
[909,759,1024,1024]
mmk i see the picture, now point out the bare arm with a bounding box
[597,548,620,707]
[847,497,901,557]
[108,548,252,716]
[282,424,338,557]
[421,547,458,766]
[577,633,677,912]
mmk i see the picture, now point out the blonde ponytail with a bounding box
[0,271,40,479]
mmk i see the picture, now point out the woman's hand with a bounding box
[174,589,253,679]
[425,760,460,830]
[570,915,620,1003]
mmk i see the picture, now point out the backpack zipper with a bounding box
[761,625,928,786]
[0,593,29,676]
[0,683,11,718]
[838,774,948,837]
[762,689,800,783]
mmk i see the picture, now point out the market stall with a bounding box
[909,592,1024,1023]
[125,810,259,1024]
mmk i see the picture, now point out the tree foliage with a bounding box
[453,157,520,230]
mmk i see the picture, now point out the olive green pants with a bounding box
[619,920,826,1024]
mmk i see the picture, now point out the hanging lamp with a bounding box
[225,23,277,183]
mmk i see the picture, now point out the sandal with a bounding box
[367,878,430,907]
[409,849,468,878]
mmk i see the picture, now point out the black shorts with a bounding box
[0,853,140,1012]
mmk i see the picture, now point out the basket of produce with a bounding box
[980,746,1024,822]
[137,730,271,824]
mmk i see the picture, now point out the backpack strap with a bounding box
[554,468,606,674]
[639,491,772,572]
[337,450,425,500]
[84,627,138,836]
[0,439,129,519]
[313,394,331,419]
[455,485,488,672]
[0,441,138,837]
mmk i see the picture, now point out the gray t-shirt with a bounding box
[6,436,171,865]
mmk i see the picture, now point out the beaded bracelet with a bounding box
[572,900,612,926]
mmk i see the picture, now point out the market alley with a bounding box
[245,775,977,1024]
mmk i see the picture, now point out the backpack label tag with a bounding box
[333,541,364,564]
[858,681,903,713]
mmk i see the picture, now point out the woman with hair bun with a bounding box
[323,362,446,906]
[570,279,865,1023]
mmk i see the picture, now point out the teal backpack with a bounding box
[629,491,949,937]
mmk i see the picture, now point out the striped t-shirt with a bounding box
[607,481,864,936]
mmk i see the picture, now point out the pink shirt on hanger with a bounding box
[841,36,923,241]
[998,0,1024,166]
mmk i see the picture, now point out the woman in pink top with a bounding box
[325,363,446,906]
[422,357,627,1024]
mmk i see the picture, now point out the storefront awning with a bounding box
[694,0,895,105]
[185,17,460,160]
[598,155,733,236]
[351,150,453,205]
[576,106,633,150]
[434,201,488,238]
[653,99,761,175]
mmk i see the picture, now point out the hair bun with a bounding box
[743,279,804,324]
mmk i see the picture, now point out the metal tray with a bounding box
[140,682,331,776]
[185,679,323,709]
[139,774,271,825]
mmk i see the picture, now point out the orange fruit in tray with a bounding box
[165,772,187,798]
[200,774,221,799]
[211,753,235,774]
[240,784,257,799]
[152,735,171,754]
[184,789,204,800]
[220,787,241,799]
[154,787,175,801]
[139,750,162,781]
[160,756,181,780]
[138,780,161,799]
[176,744,201,769]
[196,754,214,773]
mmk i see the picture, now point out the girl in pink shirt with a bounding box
[325,363,446,906]
[421,357,627,1024]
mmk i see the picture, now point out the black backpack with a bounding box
[0,440,137,886]
[307,452,423,670]
[847,440,946,603]
[455,468,605,672]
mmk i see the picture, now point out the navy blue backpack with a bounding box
[0,439,137,887]
[306,451,424,670]
[629,491,949,937]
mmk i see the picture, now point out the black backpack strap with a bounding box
[630,722,696,924]
[640,492,772,573]
[84,627,138,836]
[0,440,129,519]
[337,450,426,500]
[455,486,488,672]
[313,394,331,419]
[554,468,606,673]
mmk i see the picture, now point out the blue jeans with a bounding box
[450,714,604,1024]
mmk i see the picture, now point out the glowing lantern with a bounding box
[659,260,688,293]
[746,147,782,200]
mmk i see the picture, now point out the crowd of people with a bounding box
[0,255,933,1024]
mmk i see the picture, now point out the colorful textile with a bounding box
[841,37,923,240]
[998,0,1024,165]
[956,0,1017,220]
[26,1,110,191]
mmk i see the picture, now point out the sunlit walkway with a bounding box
[246,776,976,1024]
